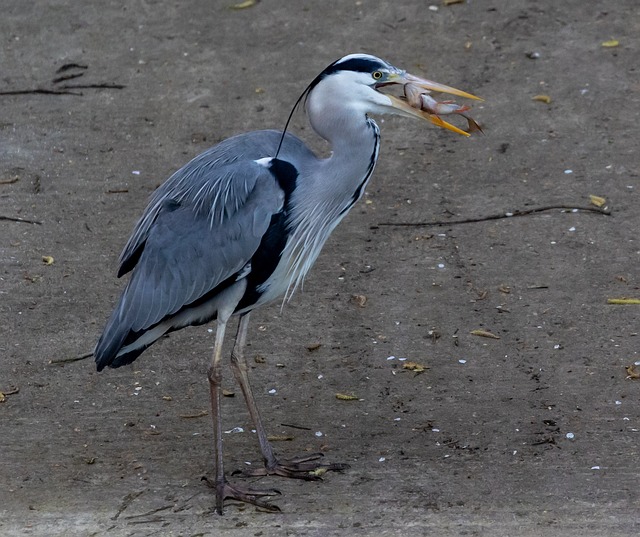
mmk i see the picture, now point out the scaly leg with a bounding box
[230,313,350,480]
[206,313,280,515]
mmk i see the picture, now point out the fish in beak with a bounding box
[380,71,483,136]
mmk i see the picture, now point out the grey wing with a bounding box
[95,157,284,367]
[118,130,311,275]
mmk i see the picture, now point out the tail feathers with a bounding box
[94,324,130,371]
[95,310,171,371]
[108,344,150,369]
[94,327,159,371]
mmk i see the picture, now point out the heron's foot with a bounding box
[202,476,281,514]
[238,453,350,481]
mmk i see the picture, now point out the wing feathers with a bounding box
[95,156,285,364]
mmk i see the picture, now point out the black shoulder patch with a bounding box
[269,158,298,200]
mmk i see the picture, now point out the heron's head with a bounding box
[305,53,481,136]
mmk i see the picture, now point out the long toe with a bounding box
[240,452,350,480]
[202,476,281,514]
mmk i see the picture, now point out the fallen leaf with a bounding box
[607,298,640,305]
[350,294,367,307]
[306,342,322,352]
[222,389,235,397]
[336,393,359,401]
[532,95,552,104]
[402,361,428,373]
[0,386,19,402]
[230,0,258,9]
[589,194,606,207]
[162,395,172,401]
[471,329,501,339]
[626,365,640,379]
[42,255,54,265]
[180,410,208,419]
[601,39,619,48]
[308,467,328,478]
[267,434,294,441]
[443,0,464,4]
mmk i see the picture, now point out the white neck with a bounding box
[303,76,381,204]
[267,76,383,302]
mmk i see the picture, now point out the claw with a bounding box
[202,475,282,514]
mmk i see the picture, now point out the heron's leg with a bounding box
[230,313,350,480]
[207,316,229,512]
[230,313,277,465]
[206,315,280,515]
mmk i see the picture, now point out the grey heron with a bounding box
[95,53,480,514]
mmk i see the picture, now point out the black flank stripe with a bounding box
[235,158,298,311]
[341,119,380,215]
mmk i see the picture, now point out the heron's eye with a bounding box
[372,71,383,80]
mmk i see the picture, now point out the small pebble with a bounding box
[566,432,575,440]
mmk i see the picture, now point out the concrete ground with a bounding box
[1,0,639,535]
